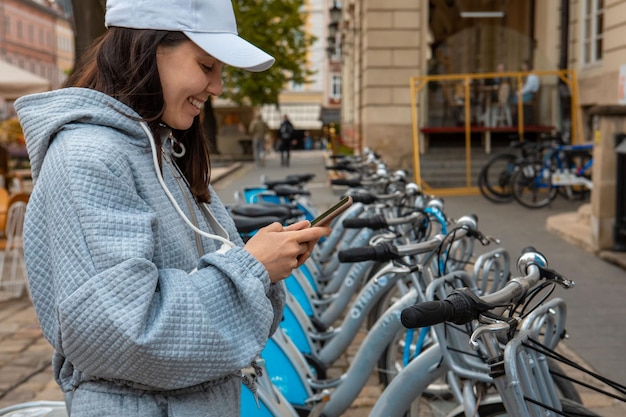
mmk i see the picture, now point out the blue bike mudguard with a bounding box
[299,203,316,222]
[243,186,268,203]
[284,275,315,317]
[280,303,312,355]
[297,264,318,293]
[255,193,284,205]
[261,338,310,408]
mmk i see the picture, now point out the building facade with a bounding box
[337,0,626,252]
[338,0,625,162]
[1,0,73,90]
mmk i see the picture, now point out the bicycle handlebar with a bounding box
[325,165,359,173]
[342,212,425,230]
[400,288,483,328]
[338,214,478,263]
[342,214,388,230]
[330,178,362,187]
[349,192,378,204]
[337,241,400,263]
[400,248,574,329]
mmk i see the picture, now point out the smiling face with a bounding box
[156,40,224,130]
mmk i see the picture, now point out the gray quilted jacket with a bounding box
[15,88,285,416]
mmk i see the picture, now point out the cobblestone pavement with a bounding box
[0,294,62,409]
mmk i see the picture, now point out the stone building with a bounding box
[336,0,626,254]
[0,0,73,90]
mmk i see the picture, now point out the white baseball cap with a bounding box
[105,0,275,72]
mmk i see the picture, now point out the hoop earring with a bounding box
[168,131,187,158]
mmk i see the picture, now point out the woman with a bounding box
[14,0,330,415]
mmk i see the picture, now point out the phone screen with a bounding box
[310,196,353,227]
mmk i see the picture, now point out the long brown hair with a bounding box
[65,27,212,203]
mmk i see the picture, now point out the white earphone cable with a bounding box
[141,122,236,249]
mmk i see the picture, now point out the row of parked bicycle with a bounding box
[1,149,621,417]
[478,132,594,208]
[223,149,620,417]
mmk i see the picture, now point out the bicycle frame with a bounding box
[536,143,593,190]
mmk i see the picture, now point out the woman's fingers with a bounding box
[283,220,310,231]
[244,222,331,282]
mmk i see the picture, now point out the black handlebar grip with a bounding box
[338,246,377,263]
[350,192,377,204]
[338,242,399,263]
[330,178,362,187]
[401,300,455,328]
[342,214,387,230]
[287,173,315,183]
[401,289,481,328]
[326,165,359,173]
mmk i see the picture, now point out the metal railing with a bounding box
[409,69,583,195]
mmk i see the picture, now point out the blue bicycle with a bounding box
[510,141,593,208]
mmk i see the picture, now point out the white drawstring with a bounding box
[141,122,236,250]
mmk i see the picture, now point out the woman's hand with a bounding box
[244,220,331,283]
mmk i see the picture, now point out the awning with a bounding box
[320,107,341,125]
[261,103,323,130]
[0,60,51,99]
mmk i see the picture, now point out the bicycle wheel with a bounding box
[402,380,468,417]
[478,153,517,203]
[510,162,557,208]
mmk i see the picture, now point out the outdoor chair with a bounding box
[0,192,30,299]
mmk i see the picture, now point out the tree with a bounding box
[224,0,315,106]
[71,0,106,60]
[69,0,314,152]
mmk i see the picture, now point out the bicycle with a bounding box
[510,141,593,209]
[229,169,584,416]
[380,247,624,417]
[257,214,496,417]
[478,139,546,204]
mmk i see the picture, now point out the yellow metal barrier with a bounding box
[410,69,583,196]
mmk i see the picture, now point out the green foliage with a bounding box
[225,0,316,106]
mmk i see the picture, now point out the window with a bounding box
[333,42,342,60]
[582,0,604,64]
[291,81,305,92]
[330,74,342,99]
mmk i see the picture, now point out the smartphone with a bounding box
[310,195,353,227]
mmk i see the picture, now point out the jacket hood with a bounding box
[15,87,150,181]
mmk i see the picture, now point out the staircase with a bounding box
[418,142,509,189]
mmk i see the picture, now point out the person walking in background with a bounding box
[249,113,269,167]
[303,130,313,150]
[13,0,330,415]
[278,114,294,167]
